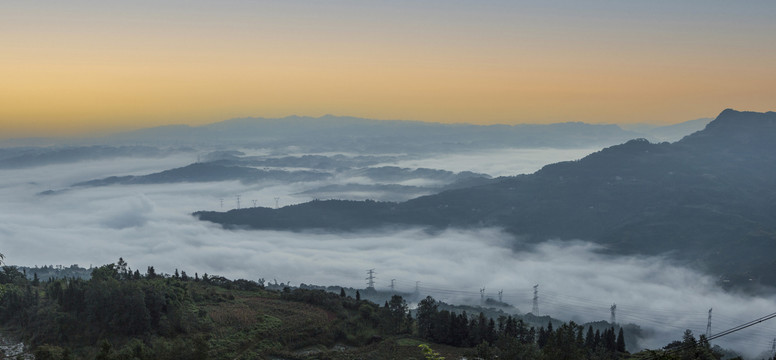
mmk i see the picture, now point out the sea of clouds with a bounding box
[1,148,774,357]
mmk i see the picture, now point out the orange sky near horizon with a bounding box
[1,1,775,138]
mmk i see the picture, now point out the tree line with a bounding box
[0,257,760,360]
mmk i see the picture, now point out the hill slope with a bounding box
[196,109,776,288]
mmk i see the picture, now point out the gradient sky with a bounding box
[2,0,775,137]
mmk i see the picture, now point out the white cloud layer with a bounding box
[1,150,774,357]
[382,148,598,177]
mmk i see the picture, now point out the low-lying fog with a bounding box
[1,148,774,357]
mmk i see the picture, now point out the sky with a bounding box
[2,0,776,137]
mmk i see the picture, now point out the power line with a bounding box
[708,312,776,341]
[648,312,776,360]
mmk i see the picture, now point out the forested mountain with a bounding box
[0,260,737,359]
[196,109,776,288]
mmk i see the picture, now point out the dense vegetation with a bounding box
[196,110,776,289]
[1,258,762,359]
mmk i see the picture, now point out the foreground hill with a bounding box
[0,260,649,360]
[196,109,776,288]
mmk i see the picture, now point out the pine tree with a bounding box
[616,327,626,352]
[537,327,548,348]
[585,326,595,350]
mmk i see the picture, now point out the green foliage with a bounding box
[1,262,652,360]
[419,344,445,360]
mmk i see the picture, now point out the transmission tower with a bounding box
[610,304,617,324]
[274,197,280,209]
[480,288,486,306]
[532,284,539,314]
[498,289,503,303]
[706,308,713,338]
[390,279,396,292]
[252,199,258,208]
[771,338,775,354]
[220,198,224,209]
[415,281,420,294]
[365,269,376,290]
[236,195,241,209]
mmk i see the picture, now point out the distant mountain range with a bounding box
[107,115,639,151]
[2,115,709,154]
[196,109,776,289]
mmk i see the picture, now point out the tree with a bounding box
[585,326,595,350]
[146,266,156,278]
[417,296,438,339]
[486,318,497,344]
[383,295,409,334]
[116,257,128,278]
[617,327,626,352]
[680,329,697,360]
[91,264,118,281]
[340,288,346,297]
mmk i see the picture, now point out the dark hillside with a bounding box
[196,109,776,288]
[0,262,637,359]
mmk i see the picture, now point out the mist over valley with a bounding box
[2,111,776,358]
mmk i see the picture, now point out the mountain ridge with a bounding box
[195,109,776,289]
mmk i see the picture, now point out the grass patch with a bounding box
[396,338,424,347]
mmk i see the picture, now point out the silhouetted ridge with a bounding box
[705,108,776,131]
